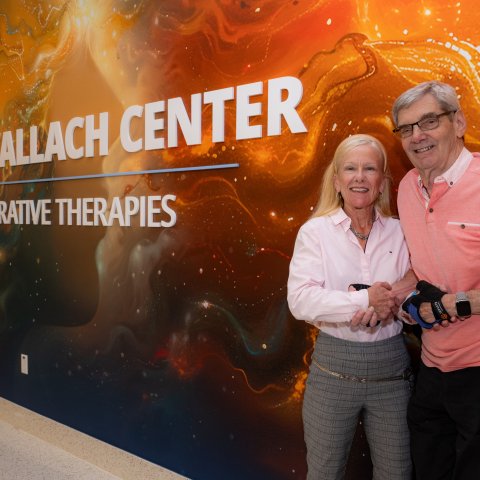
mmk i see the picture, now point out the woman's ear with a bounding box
[333,175,340,193]
[380,177,387,195]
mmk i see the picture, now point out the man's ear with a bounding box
[454,110,467,138]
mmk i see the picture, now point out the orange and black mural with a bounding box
[1,1,480,479]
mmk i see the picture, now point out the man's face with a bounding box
[396,93,466,174]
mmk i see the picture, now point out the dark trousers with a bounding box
[407,361,480,480]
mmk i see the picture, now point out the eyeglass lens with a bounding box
[395,111,455,138]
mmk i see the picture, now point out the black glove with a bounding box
[416,281,451,323]
[402,281,451,329]
[349,283,371,291]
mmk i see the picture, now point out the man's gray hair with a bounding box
[392,81,460,126]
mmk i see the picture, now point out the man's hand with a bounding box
[402,281,459,330]
[368,282,396,320]
[418,303,452,330]
[350,282,396,327]
[419,293,459,330]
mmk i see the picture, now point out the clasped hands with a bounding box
[350,282,399,328]
[350,280,461,330]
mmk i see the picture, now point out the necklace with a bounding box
[350,225,370,241]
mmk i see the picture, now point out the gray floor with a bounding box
[0,397,187,480]
[0,419,121,480]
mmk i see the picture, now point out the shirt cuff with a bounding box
[350,288,369,311]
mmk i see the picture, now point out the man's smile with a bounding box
[413,145,434,154]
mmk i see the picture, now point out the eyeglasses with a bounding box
[393,110,457,138]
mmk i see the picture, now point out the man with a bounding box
[392,80,480,479]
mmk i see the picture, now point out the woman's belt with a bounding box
[312,358,413,384]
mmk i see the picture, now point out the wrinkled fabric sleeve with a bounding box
[287,223,369,325]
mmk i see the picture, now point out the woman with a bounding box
[287,134,414,479]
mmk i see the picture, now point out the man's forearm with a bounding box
[439,289,480,317]
[391,269,418,305]
[419,289,480,324]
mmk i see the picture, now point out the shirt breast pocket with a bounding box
[446,221,480,254]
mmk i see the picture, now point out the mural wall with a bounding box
[1,1,480,479]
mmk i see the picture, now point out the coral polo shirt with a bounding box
[398,148,480,371]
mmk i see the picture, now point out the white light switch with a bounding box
[20,354,28,375]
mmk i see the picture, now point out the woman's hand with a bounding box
[351,306,380,327]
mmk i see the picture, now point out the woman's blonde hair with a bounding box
[311,134,392,218]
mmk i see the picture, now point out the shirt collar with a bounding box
[330,207,385,231]
[417,147,472,191]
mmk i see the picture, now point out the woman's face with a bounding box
[334,144,386,213]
